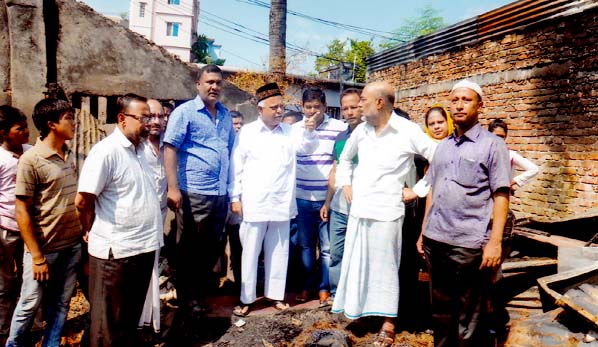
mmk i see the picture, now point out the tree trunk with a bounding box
[269,0,286,78]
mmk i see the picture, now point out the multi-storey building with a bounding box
[129,0,199,62]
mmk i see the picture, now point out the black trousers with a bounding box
[89,250,155,347]
[423,236,493,347]
[175,192,228,307]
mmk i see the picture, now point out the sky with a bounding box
[81,0,514,74]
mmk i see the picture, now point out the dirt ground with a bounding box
[29,281,598,347]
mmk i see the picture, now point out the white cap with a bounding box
[451,79,483,99]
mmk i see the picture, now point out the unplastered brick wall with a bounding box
[370,9,598,222]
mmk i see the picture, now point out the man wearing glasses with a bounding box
[229,83,318,316]
[76,94,163,347]
[138,99,168,337]
[163,64,235,318]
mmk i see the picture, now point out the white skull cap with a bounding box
[451,79,483,99]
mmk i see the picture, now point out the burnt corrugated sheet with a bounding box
[367,0,598,73]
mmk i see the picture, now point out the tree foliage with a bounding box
[380,5,446,49]
[192,35,226,65]
[314,39,375,83]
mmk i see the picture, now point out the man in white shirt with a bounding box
[332,81,436,346]
[75,94,162,347]
[138,99,167,336]
[228,83,318,316]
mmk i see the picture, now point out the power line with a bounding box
[199,13,365,67]
[233,0,409,42]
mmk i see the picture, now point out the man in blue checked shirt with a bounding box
[163,64,235,318]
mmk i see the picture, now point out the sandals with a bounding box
[373,330,395,347]
[233,302,253,317]
[271,300,290,311]
[318,291,331,308]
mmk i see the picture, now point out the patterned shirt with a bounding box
[293,115,347,201]
[423,123,511,249]
[163,96,235,196]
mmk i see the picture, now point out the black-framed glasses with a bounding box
[122,113,151,123]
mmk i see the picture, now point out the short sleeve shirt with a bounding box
[163,96,234,196]
[0,144,32,231]
[78,127,162,259]
[423,123,511,249]
[15,140,81,253]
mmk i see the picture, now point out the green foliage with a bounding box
[314,39,374,83]
[192,35,226,65]
[380,5,446,49]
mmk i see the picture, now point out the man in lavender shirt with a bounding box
[417,80,511,347]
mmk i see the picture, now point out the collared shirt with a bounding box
[15,140,81,253]
[336,113,437,221]
[0,144,32,231]
[330,127,356,215]
[228,118,318,222]
[163,96,234,196]
[78,127,162,259]
[141,137,167,222]
[293,115,347,201]
[423,123,511,249]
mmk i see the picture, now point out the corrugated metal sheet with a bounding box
[367,0,598,73]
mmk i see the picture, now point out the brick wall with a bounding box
[370,9,598,222]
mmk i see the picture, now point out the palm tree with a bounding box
[269,0,286,78]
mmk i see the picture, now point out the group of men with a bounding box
[0,61,511,347]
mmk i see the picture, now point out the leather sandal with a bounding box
[271,300,290,311]
[233,302,253,317]
[373,329,395,347]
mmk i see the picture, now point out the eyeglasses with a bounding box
[122,113,151,123]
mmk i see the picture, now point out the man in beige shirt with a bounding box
[6,98,82,347]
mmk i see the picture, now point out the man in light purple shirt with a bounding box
[417,80,511,347]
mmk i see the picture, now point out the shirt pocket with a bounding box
[453,156,485,188]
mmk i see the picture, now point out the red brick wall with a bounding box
[370,9,598,222]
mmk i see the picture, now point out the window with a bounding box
[139,2,146,17]
[168,0,180,4]
[166,22,180,37]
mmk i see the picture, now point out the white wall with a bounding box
[129,0,196,62]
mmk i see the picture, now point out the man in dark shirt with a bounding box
[418,80,511,347]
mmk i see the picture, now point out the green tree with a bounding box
[314,39,374,83]
[192,35,225,65]
[380,5,446,49]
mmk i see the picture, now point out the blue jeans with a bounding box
[291,199,330,293]
[6,244,81,347]
[328,210,348,297]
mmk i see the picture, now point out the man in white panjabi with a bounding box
[332,81,437,346]
[228,83,319,316]
[138,99,167,335]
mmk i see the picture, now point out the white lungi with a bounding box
[240,220,290,304]
[138,251,160,332]
[331,215,404,319]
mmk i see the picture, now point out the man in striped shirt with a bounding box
[291,87,347,305]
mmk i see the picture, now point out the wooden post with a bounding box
[98,96,108,124]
